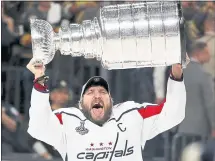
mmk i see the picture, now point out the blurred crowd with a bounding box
[1,1,215,161]
[2,80,72,159]
[1,1,103,65]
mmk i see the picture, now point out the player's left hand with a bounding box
[172,54,190,79]
[171,64,183,79]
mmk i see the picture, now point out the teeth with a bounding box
[92,103,103,109]
[94,103,101,105]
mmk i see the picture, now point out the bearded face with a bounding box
[80,86,113,126]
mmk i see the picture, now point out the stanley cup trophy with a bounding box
[30,1,186,70]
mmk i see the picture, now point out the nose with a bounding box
[94,90,101,99]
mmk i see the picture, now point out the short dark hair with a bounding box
[188,41,207,55]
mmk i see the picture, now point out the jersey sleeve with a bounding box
[138,77,186,140]
[27,86,67,160]
[153,66,167,99]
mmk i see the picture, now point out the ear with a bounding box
[78,100,83,110]
[111,97,114,104]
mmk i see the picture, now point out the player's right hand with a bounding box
[26,58,46,80]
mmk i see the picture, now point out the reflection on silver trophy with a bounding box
[30,1,186,69]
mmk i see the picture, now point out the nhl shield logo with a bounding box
[75,121,89,135]
[94,77,100,82]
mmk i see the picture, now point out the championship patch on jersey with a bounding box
[75,120,89,135]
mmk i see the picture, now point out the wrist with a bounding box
[35,74,43,80]
[33,75,49,93]
[170,66,183,81]
[34,75,49,85]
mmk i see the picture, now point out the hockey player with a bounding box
[27,58,187,161]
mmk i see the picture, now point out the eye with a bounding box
[100,90,107,94]
[86,90,93,95]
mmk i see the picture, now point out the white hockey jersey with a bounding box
[28,78,186,161]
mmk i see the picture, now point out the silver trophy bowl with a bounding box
[30,1,186,69]
[30,19,55,65]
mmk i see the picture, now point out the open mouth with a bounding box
[92,103,103,109]
[91,103,104,118]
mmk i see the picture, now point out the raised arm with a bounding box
[27,59,66,160]
[153,66,167,103]
[138,64,187,140]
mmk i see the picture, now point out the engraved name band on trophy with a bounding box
[30,1,186,70]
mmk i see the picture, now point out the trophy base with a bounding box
[83,53,95,59]
[71,52,83,57]
[101,60,179,70]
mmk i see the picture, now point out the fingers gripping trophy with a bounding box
[27,2,190,161]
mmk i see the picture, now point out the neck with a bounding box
[51,103,64,111]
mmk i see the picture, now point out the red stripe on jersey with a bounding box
[34,82,48,92]
[55,113,63,124]
[138,99,166,118]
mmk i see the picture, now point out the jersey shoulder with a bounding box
[112,101,155,116]
[112,101,158,121]
[53,107,75,114]
[53,107,85,119]
[112,101,140,117]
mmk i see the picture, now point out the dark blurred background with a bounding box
[1,1,215,161]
